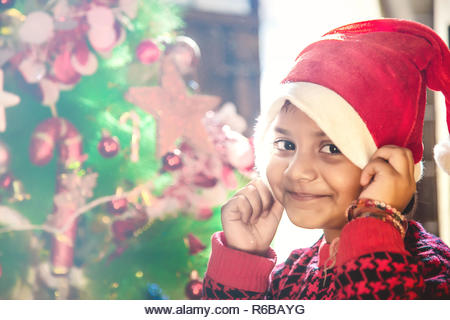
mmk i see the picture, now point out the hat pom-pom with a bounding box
[434,138,450,175]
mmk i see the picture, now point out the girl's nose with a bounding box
[284,151,318,182]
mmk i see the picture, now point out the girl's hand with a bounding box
[221,179,284,256]
[359,145,416,212]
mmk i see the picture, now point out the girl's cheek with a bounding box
[266,157,285,201]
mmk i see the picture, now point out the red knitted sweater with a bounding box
[203,218,450,299]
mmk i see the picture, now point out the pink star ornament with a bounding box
[125,58,221,156]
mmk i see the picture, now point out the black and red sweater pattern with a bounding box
[203,218,450,299]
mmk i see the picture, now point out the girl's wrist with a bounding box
[346,198,408,238]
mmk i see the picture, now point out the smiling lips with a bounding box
[287,191,330,201]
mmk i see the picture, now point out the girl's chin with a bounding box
[284,213,323,229]
[284,208,346,230]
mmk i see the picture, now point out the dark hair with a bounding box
[280,100,294,113]
[403,193,417,219]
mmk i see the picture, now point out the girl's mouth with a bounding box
[287,192,330,201]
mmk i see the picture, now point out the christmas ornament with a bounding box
[98,132,120,158]
[71,42,98,76]
[197,207,213,220]
[185,270,202,299]
[185,279,202,299]
[161,150,182,171]
[107,197,128,215]
[53,49,81,85]
[213,102,247,133]
[0,172,13,189]
[87,6,117,53]
[52,0,71,23]
[146,283,168,300]
[39,78,59,115]
[29,118,86,275]
[10,180,30,202]
[0,263,2,278]
[18,11,54,44]
[119,111,141,162]
[114,23,127,49]
[223,126,254,171]
[185,233,205,255]
[112,209,148,242]
[165,36,200,75]
[125,58,221,156]
[18,57,46,83]
[136,40,160,64]
[0,69,20,132]
[29,118,84,166]
[107,187,128,215]
[0,0,15,11]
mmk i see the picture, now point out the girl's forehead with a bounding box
[275,105,328,137]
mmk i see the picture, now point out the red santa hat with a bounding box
[254,19,450,182]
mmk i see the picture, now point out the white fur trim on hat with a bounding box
[254,82,423,183]
[434,138,450,175]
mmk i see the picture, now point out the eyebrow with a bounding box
[274,127,328,137]
[274,127,291,135]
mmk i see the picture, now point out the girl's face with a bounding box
[266,104,362,238]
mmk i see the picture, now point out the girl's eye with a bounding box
[320,144,341,154]
[273,140,296,151]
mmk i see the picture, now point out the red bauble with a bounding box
[98,136,120,158]
[186,233,206,255]
[0,263,2,278]
[136,40,160,64]
[112,211,148,242]
[198,207,213,220]
[107,197,128,215]
[53,49,81,85]
[185,279,203,300]
[0,172,13,189]
[162,151,182,171]
[165,36,200,75]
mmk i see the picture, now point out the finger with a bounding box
[246,184,264,223]
[371,145,414,177]
[236,184,263,223]
[222,193,252,224]
[360,158,395,187]
[252,179,275,215]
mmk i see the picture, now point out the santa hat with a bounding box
[254,19,450,182]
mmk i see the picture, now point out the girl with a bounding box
[202,19,450,299]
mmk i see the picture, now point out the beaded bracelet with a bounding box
[347,198,406,227]
[346,198,408,238]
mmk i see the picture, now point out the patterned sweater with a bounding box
[203,218,450,299]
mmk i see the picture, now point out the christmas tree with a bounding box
[0,0,254,299]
